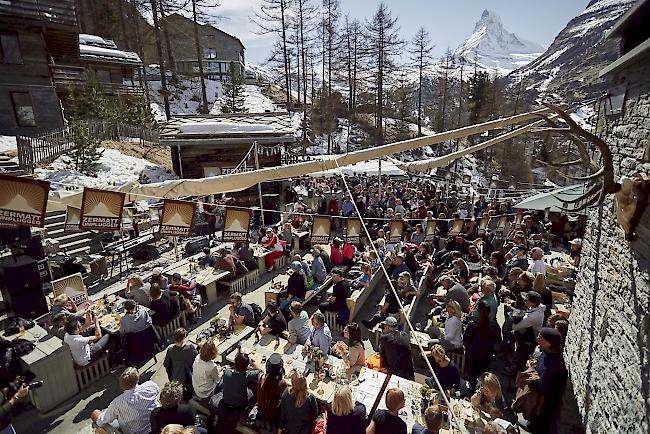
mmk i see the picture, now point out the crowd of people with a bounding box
[8,175,581,434]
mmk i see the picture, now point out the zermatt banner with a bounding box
[345,218,361,244]
[64,206,81,232]
[221,208,252,242]
[79,188,126,231]
[425,219,437,241]
[310,216,332,244]
[159,199,196,237]
[389,220,404,243]
[0,174,50,227]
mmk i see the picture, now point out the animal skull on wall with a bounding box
[615,173,650,241]
[536,104,650,241]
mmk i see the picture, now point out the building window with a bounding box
[203,48,217,59]
[0,33,23,64]
[94,69,111,82]
[10,92,36,127]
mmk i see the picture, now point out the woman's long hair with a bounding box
[290,371,308,408]
[477,301,493,339]
[258,371,283,422]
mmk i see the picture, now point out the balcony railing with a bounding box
[51,65,144,97]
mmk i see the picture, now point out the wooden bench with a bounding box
[74,353,110,390]
[273,254,288,270]
[323,310,343,333]
[155,314,185,344]
[219,274,247,295]
[447,348,466,374]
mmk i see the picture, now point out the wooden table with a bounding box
[163,263,231,305]
[191,323,255,364]
[229,334,346,404]
[0,325,78,413]
[89,296,153,335]
[252,245,274,273]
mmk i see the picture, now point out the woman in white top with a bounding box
[427,300,463,351]
[191,339,222,401]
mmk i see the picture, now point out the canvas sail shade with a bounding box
[80,188,126,231]
[222,208,252,242]
[311,216,332,244]
[0,174,50,227]
[159,200,196,237]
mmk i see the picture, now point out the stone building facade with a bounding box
[563,2,650,433]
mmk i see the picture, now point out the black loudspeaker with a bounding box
[25,235,45,260]
[184,236,209,255]
[0,256,48,319]
[0,226,31,245]
[132,244,160,261]
[0,256,41,295]
[262,194,280,225]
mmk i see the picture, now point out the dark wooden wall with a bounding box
[176,144,282,179]
[0,26,64,136]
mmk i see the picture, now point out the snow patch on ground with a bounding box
[569,15,615,38]
[0,136,17,154]
[35,148,176,189]
[149,77,223,119]
[210,85,277,114]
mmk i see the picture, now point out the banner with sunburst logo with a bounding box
[0,174,49,227]
[389,220,404,243]
[222,208,252,242]
[51,273,89,308]
[159,199,196,237]
[79,188,126,231]
[65,206,81,232]
[345,218,361,244]
[310,216,331,244]
[425,219,437,241]
[448,218,466,236]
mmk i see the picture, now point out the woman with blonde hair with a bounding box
[533,272,553,318]
[470,372,508,419]
[427,300,463,351]
[278,371,318,434]
[326,386,366,434]
[160,424,202,434]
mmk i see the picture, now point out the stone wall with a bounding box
[564,57,650,433]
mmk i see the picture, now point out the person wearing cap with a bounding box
[527,247,546,276]
[378,316,415,380]
[567,238,582,268]
[389,253,411,280]
[318,268,351,325]
[510,290,546,373]
[259,300,287,337]
[525,327,568,434]
[150,267,169,292]
[119,299,152,337]
[260,227,284,271]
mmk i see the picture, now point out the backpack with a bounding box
[250,303,263,325]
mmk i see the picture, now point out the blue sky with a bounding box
[214,0,590,64]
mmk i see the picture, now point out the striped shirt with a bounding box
[95,381,160,434]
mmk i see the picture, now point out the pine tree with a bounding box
[393,83,412,142]
[66,119,104,176]
[409,27,434,136]
[221,62,248,113]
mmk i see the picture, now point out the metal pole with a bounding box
[378,156,382,202]
[254,141,265,227]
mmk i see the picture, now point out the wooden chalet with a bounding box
[159,112,296,179]
[0,0,78,136]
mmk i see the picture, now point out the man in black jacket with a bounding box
[379,316,414,380]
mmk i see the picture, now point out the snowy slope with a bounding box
[148,76,223,119]
[210,85,278,115]
[508,0,637,102]
[454,10,545,75]
[35,148,176,189]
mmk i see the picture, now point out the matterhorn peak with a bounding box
[454,9,544,74]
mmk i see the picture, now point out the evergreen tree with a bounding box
[65,119,104,176]
[220,62,248,114]
[393,84,412,142]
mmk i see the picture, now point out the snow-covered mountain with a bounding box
[508,0,638,102]
[454,10,545,75]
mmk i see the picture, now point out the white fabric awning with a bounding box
[514,184,590,214]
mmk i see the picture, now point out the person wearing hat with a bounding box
[567,238,582,268]
[260,227,284,271]
[256,353,288,431]
[524,327,568,434]
[318,268,351,326]
[259,300,287,337]
[389,253,411,280]
[119,299,152,337]
[378,316,415,380]
[509,290,546,374]
[150,267,169,292]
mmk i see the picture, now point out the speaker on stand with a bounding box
[0,256,49,319]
